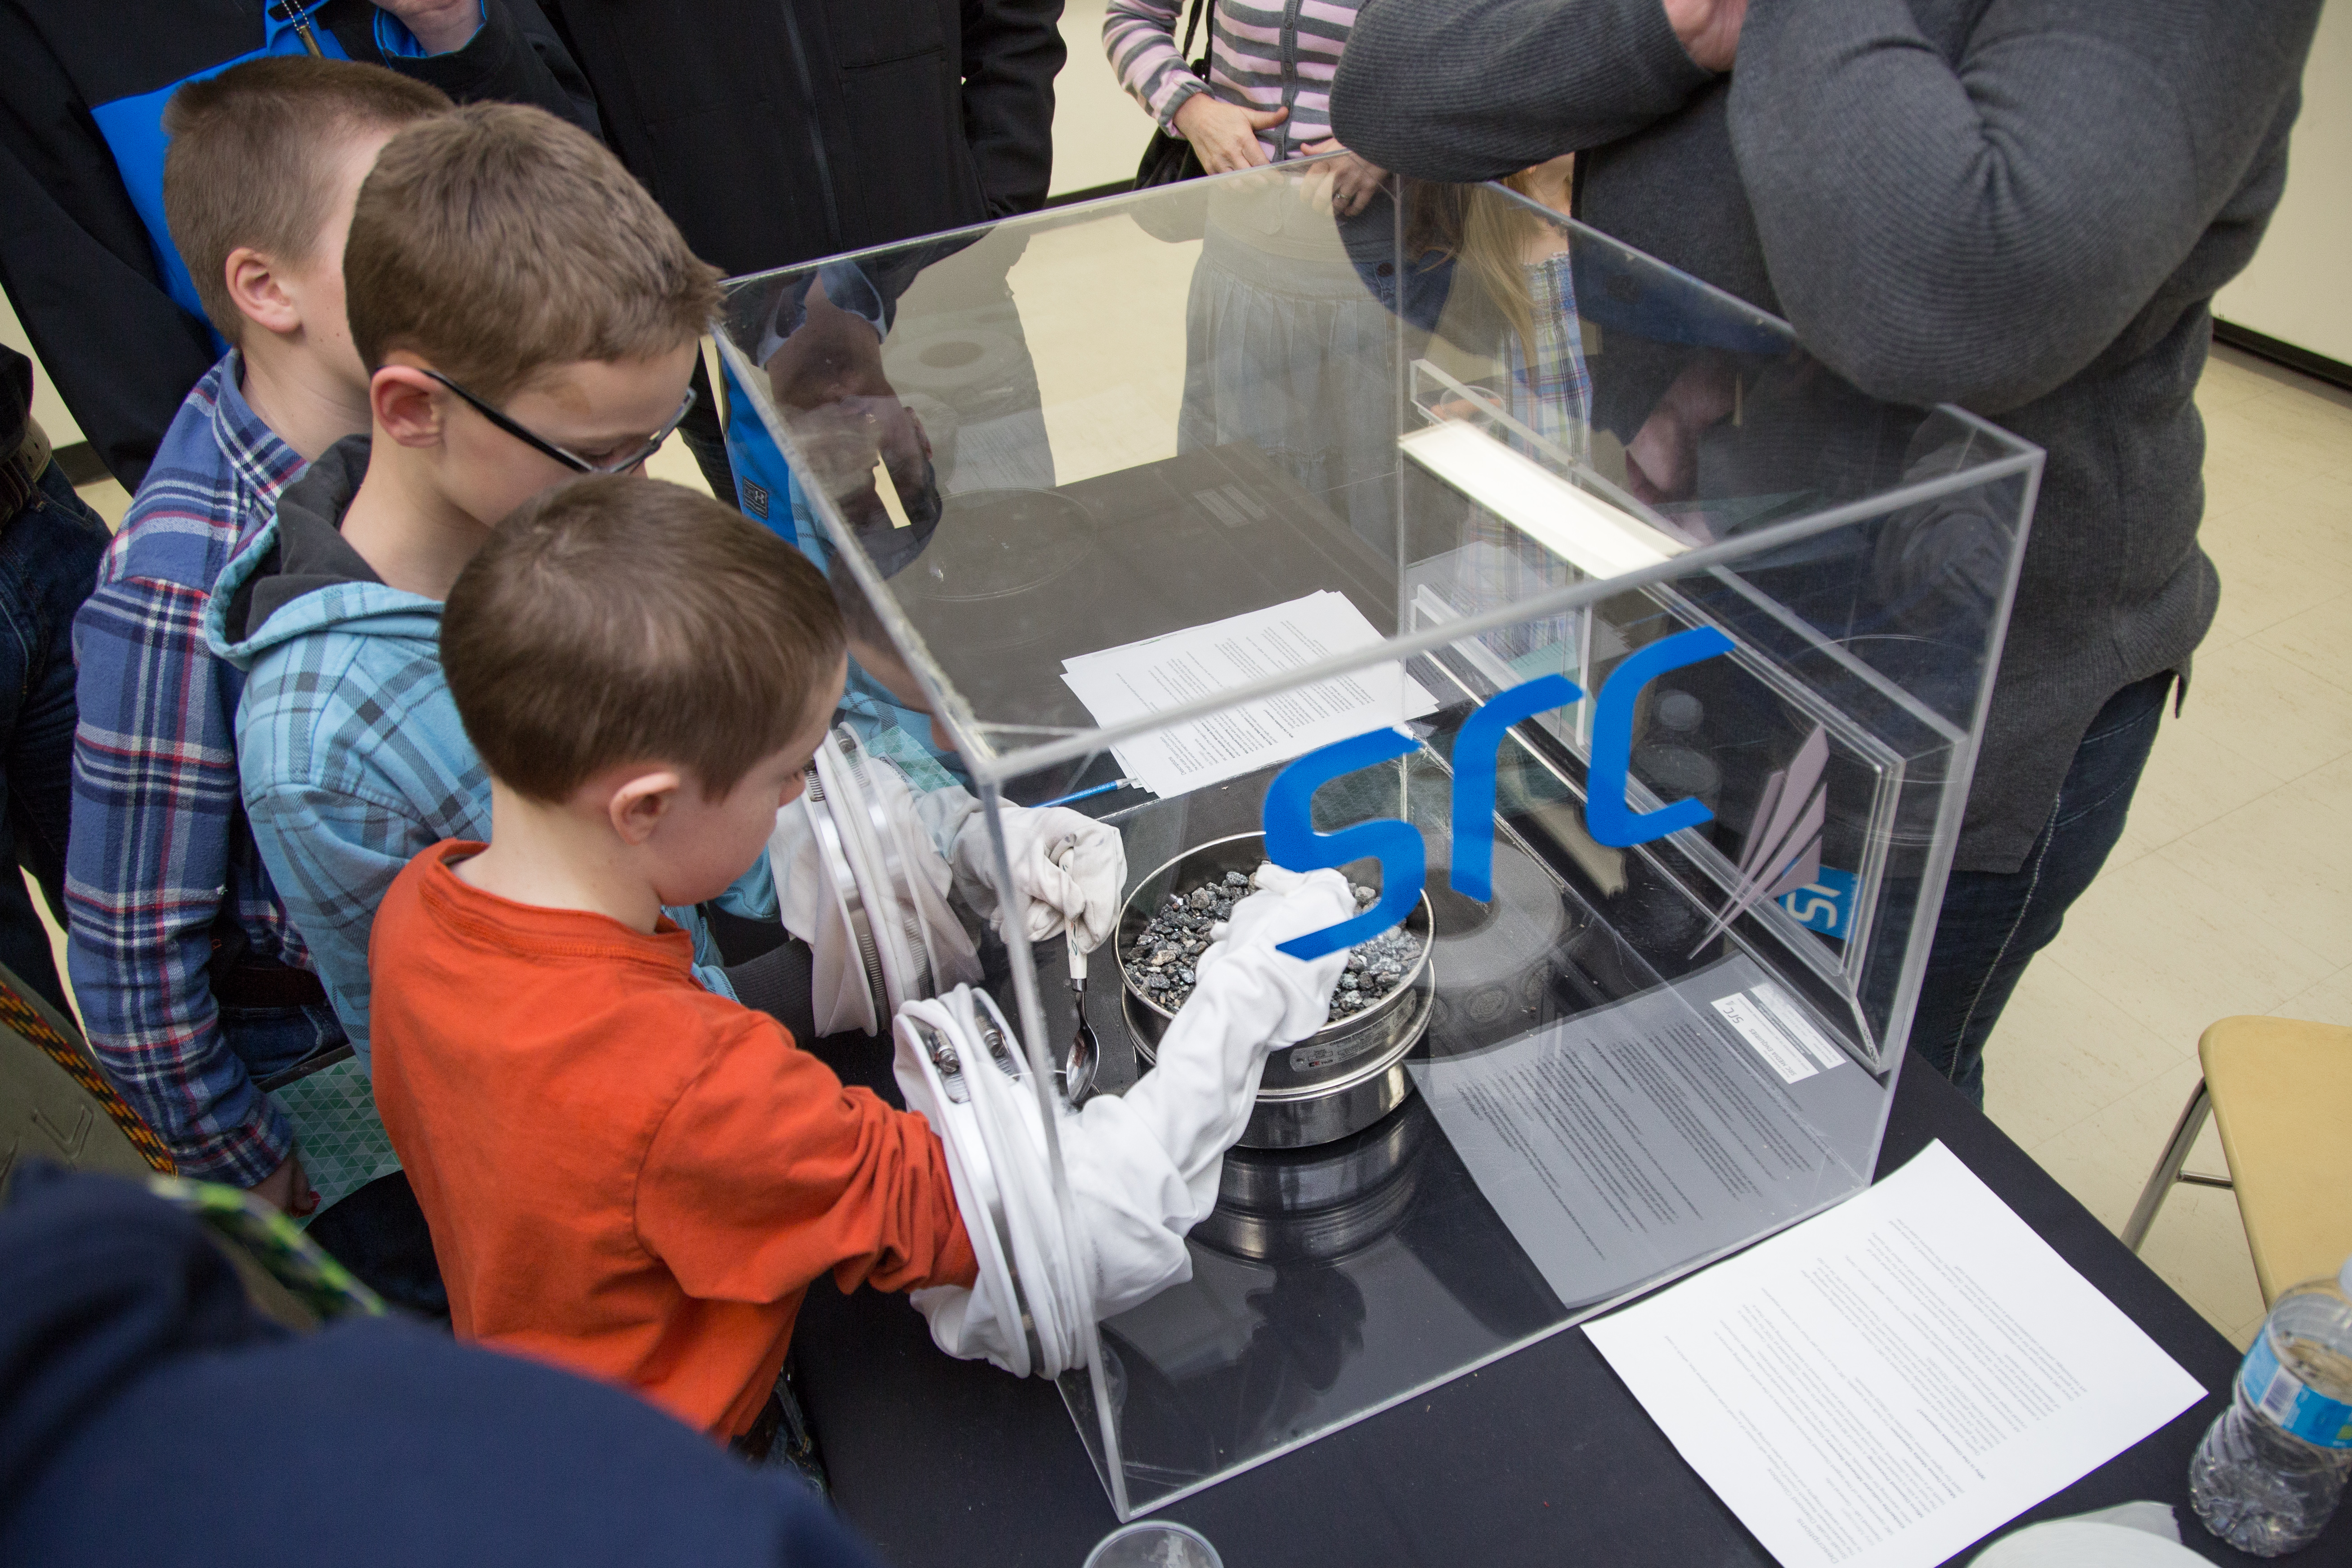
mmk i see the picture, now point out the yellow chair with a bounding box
[2123,1014,2352,1304]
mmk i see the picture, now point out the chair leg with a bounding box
[2122,1078,2211,1251]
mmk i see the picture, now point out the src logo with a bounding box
[1262,627,1830,962]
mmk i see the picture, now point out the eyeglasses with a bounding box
[420,369,698,476]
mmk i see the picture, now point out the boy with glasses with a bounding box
[205,101,788,1062]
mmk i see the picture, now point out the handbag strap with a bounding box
[1179,0,1209,67]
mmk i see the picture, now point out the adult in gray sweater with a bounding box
[1331,0,2323,1101]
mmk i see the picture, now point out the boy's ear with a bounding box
[371,364,449,450]
[609,769,685,846]
[224,246,300,339]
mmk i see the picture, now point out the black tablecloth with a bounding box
[791,1057,2349,1566]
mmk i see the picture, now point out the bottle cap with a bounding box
[1657,691,1703,732]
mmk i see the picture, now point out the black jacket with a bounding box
[0,0,600,489]
[540,0,1066,278]
[1,349,27,462]
[0,1164,883,1567]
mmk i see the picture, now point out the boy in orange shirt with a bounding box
[368,475,976,1446]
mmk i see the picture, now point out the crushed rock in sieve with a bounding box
[1126,865,1418,1023]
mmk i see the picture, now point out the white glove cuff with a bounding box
[894,990,1093,1378]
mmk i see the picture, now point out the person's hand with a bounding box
[1661,0,1746,72]
[1173,93,1288,174]
[950,807,1128,951]
[765,286,894,413]
[249,1151,318,1218]
[1625,410,1698,506]
[1192,865,1357,1041]
[1625,357,1738,505]
[1300,140,1389,217]
[787,393,936,532]
[372,0,483,54]
[765,286,937,531]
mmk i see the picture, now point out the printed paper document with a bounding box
[1060,591,1435,797]
[1412,954,1884,1309]
[1584,1141,2204,1568]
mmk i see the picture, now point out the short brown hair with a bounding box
[162,57,450,345]
[443,476,845,803]
[347,103,721,401]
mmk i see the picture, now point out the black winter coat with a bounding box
[539,0,1066,278]
[0,0,598,488]
[1,349,27,465]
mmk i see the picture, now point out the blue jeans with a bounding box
[0,461,109,1016]
[1909,671,2174,1104]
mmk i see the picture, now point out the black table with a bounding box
[791,1057,2348,1567]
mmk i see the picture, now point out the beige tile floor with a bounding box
[1050,0,1159,199]
[1008,215,1198,484]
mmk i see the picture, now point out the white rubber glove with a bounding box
[768,744,983,1037]
[767,801,880,1036]
[1102,865,1356,1212]
[894,870,1356,1377]
[945,803,1127,953]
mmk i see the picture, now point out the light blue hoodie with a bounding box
[204,437,758,1060]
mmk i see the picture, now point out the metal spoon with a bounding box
[1063,941,1101,1105]
[1053,842,1101,1105]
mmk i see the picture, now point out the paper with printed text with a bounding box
[1059,591,1435,796]
[1584,1141,2204,1568]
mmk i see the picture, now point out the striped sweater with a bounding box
[1104,0,1358,163]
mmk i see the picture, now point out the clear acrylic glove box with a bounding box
[714,161,2042,1519]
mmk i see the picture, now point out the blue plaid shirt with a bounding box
[65,355,337,1186]
[1506,251,1593,457]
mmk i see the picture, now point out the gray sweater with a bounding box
[1332,0,2322,873]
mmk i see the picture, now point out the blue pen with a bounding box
[1039,777,1139,809]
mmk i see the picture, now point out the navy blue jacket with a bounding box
[538,0,1065,278]
[0,1165,883,1568]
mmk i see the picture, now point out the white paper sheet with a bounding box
[1584,1141,2205,1568]
[1059,591,1436,797]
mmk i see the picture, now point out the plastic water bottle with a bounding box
[2188,1254,2352,1555]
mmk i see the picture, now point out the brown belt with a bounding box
[1,416,52,517]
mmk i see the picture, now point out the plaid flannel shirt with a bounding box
[65,355,332,1185]
[1507,251,1594,458]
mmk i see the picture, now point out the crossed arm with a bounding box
[1335,0,2318,409]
